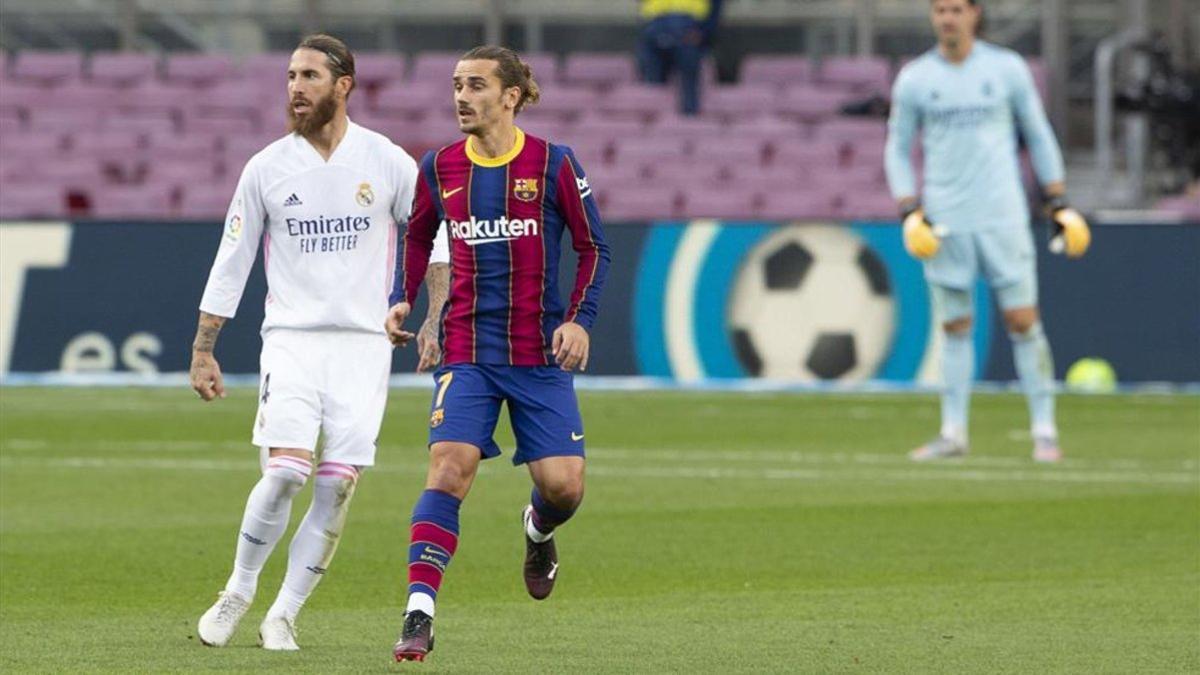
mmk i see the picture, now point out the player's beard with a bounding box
[288,91,338,138]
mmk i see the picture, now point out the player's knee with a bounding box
[314,462,360,505]
[538,480,584,512]
[1004,307,1040,335]
[262,452,313,497]
[426,445,478,496]
[943,316,973,335]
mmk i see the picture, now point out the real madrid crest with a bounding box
[513,178,538,202]
[356,182,375,207]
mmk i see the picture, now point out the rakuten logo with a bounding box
[447,216,540,246]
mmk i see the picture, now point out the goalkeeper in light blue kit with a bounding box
[884,0,1092,462]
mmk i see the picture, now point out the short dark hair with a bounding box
[296,33,356,95]
[459,45,541,115]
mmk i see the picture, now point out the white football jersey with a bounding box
[200,120,449,335]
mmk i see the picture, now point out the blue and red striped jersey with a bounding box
[392,128,610,366]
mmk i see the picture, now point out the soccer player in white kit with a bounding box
[885,0,1091,463]
[190,35,450,650]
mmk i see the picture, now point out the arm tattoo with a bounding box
[424,263,450,321]
[192,312,227,353]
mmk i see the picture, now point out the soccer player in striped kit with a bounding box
[190,35,449,651]
[387,46,610,662]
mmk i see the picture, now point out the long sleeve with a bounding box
[884,70,920,201]
[391,154,443,306]
[554,148,610,330]
[1007,56,1064,186]
[198,159,267,318]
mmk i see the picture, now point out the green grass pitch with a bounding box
[1,387,1197,673]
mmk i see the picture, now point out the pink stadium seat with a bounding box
[572,113,648,141]
[164,53,235,84]
[188,115,257,135]
[651,162,724,187]
[740,55,812,85]
[0,115,21,135]
[89,52,158,86]
[117,81,191,115]
[520,52,560,84]
[27,108,102,132]
[562,53,636,88]
[0,81,57,114]
[815,118,887,145]
[771,138,845,168]
[221,131,283,166]
[11,51,84,83]
[43,82,127,109]
[527,85,594,120]
[178,181,236,219]
[611,136,688,165]
[101,111,177,135]
[692,137,764,166]
[1,131,65,154]
[599,184,680,221]
[646,114,724,143]
[819,57,892,93]
[241,52,293,86]
[352,53,408,88]
[22,157,111,191]
[777,86,859,121]
[409,52,464,83]
[727,163,805,190]
[89,183,174,219]
[598,83,676,119]
[847,138,885,167]
[701,84,776,118]
[1154,194,1200,220]
[758,190,838,221]
[144,157,223,186]
[837,190,898,220]
[1025,58,1048,103]
[372,81,450,118]
[146,132,221,160]
[71,130,143,156]
[680,188,758,220]
[0,183,69,219]
[515,117,568,143]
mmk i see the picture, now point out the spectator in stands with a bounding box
[636,0,724,115]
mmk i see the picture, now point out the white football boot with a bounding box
[908,436,968,462]
[259,614,300,651]
[197,591,251,647]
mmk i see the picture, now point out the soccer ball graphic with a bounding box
[727,224,895,381]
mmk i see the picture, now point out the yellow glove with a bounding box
[1046,197,1091,258]
[902,207,940,260]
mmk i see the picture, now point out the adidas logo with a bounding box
[283,193,302,207]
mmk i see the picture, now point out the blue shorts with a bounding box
[925,226,1039,319]
[426,364,585,465]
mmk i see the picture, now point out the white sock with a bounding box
[525,510,554,543]
[224,455,311,601]
[406,592,436,617]
[266,462,359,620]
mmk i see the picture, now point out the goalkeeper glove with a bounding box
[901,205,940,260]
[1044,195,1091,258]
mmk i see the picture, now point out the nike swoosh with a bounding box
[571,432,584,441]
[441,187,464,199]
[547,562,558,580]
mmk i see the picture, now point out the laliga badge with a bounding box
[430,408,444,428]
[356,182,375,207]
[225,214,243,243]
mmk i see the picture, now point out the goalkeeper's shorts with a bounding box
[925,226,1038,318]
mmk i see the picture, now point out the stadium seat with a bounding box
[409,51,465,83]
[777,86,859,121]
[725,115,810,152]
[241,52,293,84]
[372,81,449,119]
[178,181,237,219]
[818,57,892,94]
[611,137,689,170]
[651,161,725,187]
[0,80,57,115]
[11,51,85,83]
[88,52,158,86]
[89,182,174,219]
[144,157,223,188]
[0,183,69,219]
[701,84,776,118]
[814,118,887,146]
[758,189,838,220]
[70,130,143,156]
[646,114,724,143]
[1154,194,1200,220]
[727,163,807,190]
[42,82,127,109]
[146,132,221,161]
[163,53,235,84]
[101,111,177,135]
[519,52,560,84]
[837,190,898,219]
[692,137,764,166]
[562,53,636,88]
[351,53,408,88]
[0,130,64,155]
[27,108,102,132]
[526,85,594,120]
[680,188,758,220]
[740,55,812,85]
[117,81,191,116]
[771,138,845,168]
[572,113,648,141]
[599,184,680,220]
[0,113,21,135]
[597,83,676,120]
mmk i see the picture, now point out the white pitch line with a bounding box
[1,455,1194,487]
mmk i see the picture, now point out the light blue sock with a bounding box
[1011,322,1057,439]
[940,330,973,443]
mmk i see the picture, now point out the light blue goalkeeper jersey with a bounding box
[884,40,1064,232]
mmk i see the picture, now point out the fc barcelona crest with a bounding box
[513,178,539,202]
[430,408,444,428]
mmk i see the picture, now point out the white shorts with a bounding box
[251,330,391,467]
[924,226,1039,320]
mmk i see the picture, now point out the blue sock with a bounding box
[529,487,577,535]
[940,330,973,443]
[1011,322,1057,439]
[406,489,461,616]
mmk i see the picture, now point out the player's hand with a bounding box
[416,317,442,372]
[552,322,590,372]
[1045,198,1091,258]
[190,351,226,401]
[902,206,941,260]
[385,302,416,347]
